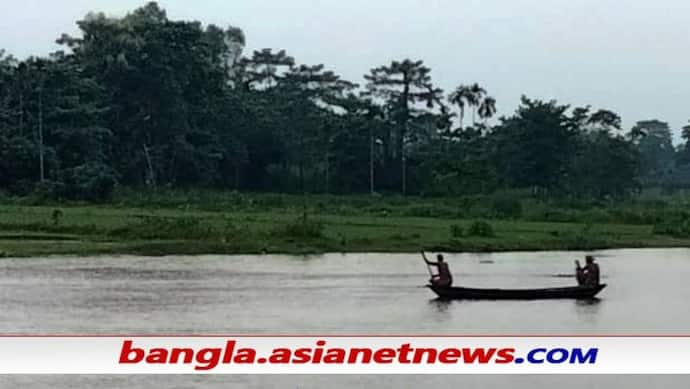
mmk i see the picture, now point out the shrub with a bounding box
[653,215,690,238]
[450,224,464,237]
[51,209,64,226]
[222,218,246,241]
[8,179,34,197]
[253,194,286,208]
[272,216,324,239]
[0,221,103,235]
[579,208,613,224]
[13,180,66,205]
[491,194,523,218]
[366,206,392,217]
[558,224,607,250]
[110,216,213,240]
[541,209,578,223]
[467,203,493,219]
[403,205,456,218]
[61,162,117,202]
[607,208,647,224]
[467,220,494,237]
[389,232,421,241]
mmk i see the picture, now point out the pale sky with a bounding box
[2,0,688,142]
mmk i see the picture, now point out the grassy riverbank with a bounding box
[1,190,689,257]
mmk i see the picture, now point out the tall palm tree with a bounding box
[449,83,488,128]
[478,96,497,123]
[469,83,486,124]
[448,85,472,129]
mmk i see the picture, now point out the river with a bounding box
[1,248,688,387]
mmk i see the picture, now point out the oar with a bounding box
[421,250,434,278]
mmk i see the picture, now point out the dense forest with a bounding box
[1,2,689,202]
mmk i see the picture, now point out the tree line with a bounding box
[1,2,689,201]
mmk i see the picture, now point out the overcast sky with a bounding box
[2,0,688,141]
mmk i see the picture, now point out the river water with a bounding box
[0,248,688,387]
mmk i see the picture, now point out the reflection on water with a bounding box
[575,297,602,306]
[427,298,453,313]
[0,248,688,388]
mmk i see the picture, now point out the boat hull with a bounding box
[428,284,606,300]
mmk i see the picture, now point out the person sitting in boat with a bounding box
[423,252,453,287]
[575,255,600,286]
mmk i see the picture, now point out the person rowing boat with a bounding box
[575,255,600,286]
[422,251,453,287]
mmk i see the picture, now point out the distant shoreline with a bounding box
[3,245,690,260]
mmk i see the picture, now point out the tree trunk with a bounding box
[325,150,330,194]
[38,85,44,183]
[143,144,156,188]
[19,92,24,136]
[369,129,375,195]
[298,122,305,194]
[402,153,406,196]
[234,163,240,190]
[400,75,410,195]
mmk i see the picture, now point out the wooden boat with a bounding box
[427,283,606,300]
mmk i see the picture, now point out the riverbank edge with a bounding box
[3,200,690,258]
[3,239,690,258]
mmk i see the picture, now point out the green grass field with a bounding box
[1,191,689,257]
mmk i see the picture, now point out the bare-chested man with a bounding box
[575,255,600,286]
[423,251,453,287]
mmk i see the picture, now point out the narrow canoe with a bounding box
[428,284,606,300]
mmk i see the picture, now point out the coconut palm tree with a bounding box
[448,85,471,129]
[683,122,690,142]
[478,96,497,123]
[469,83,486,124]
[449,83,489,128]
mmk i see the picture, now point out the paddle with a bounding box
[421,250,435,279]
